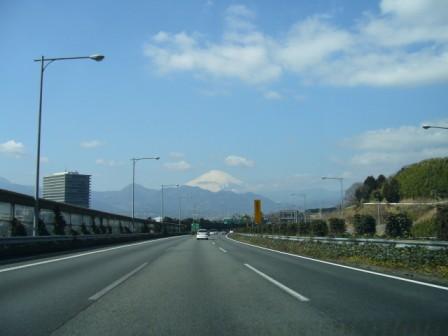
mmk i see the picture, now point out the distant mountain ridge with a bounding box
[0,177,285,219]
[92,184,285,219]
[0,177,34,196]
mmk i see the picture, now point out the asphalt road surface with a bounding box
[1,234,447,335]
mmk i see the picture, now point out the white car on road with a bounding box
[196,229,209,240]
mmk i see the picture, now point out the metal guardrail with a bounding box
[238,233,448,249]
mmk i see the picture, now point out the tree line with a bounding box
[353,174,400,204]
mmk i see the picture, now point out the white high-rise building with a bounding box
[43,172,91,208]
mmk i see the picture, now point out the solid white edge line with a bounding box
[244,263,309,302]
[219,247,227,253]
[227,234,448,292]
[89,262,148,301]
[0,236,183,274]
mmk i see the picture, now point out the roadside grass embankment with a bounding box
[231,233,448,284]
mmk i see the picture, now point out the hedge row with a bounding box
[239,205,448,240]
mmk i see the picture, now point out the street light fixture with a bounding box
[422,125,448,130]
[131,157,160,231]
[322,176,344,218]
[32,54,105,236]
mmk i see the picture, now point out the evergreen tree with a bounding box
[80,223,90,235]
[377,174,387,187]
[11,217,27,236]
[37,219,50,236]
[383,178,400,203]
[53,207,66,235]
[363,176,377,196]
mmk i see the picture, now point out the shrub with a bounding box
[119,223,125,233]
[91,223,101,234]
[107,224,112,234]
[141,222,150,233]
[435,205,448,240]
[11,217,27,236]
[99,222,107,234]
[328,218,346,235]
[310,220,328,236]
[353,214,376,235]
[80,223,90,235]
[37,219,50,236]
[411,219,437,238]
[298,221,310,235]
[70,227,79,236]
[385,213,412,238]
[287,223,298,235]
[53,207,66,235]
[278,223,287,235]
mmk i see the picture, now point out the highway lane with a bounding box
[219,234,448,335]
[51,234,347,336]
[1,233,447,335]
[0,236,187,336]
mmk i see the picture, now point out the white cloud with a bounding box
[264,90,282,100]
[96,158,121,167]
[344,121,448,169]
[169,152,185,159]
[0,140,25,157]
[225,155,255,167]
[186,169,243,192]
[80,140,103,149]
[144,1,448,87]
[347,124,448,151]
[164,160,191,171]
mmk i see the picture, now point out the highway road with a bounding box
[1,233,447,335]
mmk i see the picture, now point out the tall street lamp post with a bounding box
[322,176,344,218]
[291,193,307,224]
[131,157,160,231]
[178,186,182,232]
[33,54,104,236]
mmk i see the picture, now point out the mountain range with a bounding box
[0,177,289,218]
[0,176,344,218]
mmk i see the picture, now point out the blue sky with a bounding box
[1,0,447,202]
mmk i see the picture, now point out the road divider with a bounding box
[244,263,309,302]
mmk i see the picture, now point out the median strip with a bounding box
[244,263,309,302]
[89,262,148,301]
